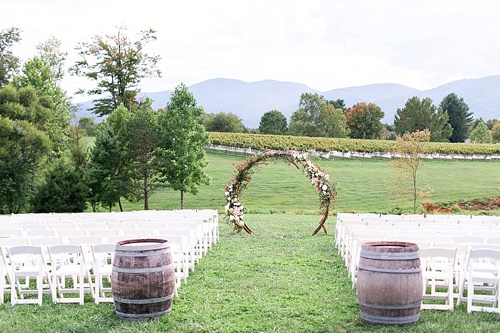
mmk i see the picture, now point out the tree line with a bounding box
[253,92,499,144]
[0,26,209,214]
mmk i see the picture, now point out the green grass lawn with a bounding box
[2,150,498,332]
[2,215,500,332]
[117,150,500,215]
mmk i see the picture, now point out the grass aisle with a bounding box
[2,215,500,332]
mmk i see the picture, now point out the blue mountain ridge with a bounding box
[75,76,500,129]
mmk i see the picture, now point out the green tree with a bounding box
[31,159,88,213]
[36,36,67,83]
[439,93,473,143]
[289,93,349,138]
[70,26,161,117]
[319,104,349,138]
[158,83,210,209]
[394,96,452,142]
[289,93,326,137]
[387,130,432,214]
[85,123,129,211]
[125,99,163,210]
[12,57,71,153]
[383,123,396,140]
[67,122,90,172]
[0,27,21,87]
[346,102,384,139]
[77,117,97,136]
[0,116,51,213]
[258,110,288,135]
[486,119,499,130]
[203,112,246,132]
[492,122,500,143]
[327,99,346,113]
[0,83,62,213]
[469,121,493,143]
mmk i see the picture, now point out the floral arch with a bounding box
[223,150,337,236]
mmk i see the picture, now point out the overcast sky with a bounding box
[4,0,500,102]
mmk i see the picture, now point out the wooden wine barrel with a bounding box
[111,238,176,320]
[357,241,422,326]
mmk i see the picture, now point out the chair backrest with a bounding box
[91,243,115,254]
[464,247,500,271]
[419,247,457,274]
[68,235,103,246]
[486,236,500,245]
[0,238,30,247]
[48,244,83,253]
[7,245,43,256]
[29,236,64,247]
[453,235,486,244]
[26,228,58,238]
[91,243,115,267]
[420,247,457,261]
[88,229,120,238]
[107,221,137,230]
[6,245,46,273]
[1,228,23,237]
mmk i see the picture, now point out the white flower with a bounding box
[225,191,229,196]
[322,185,328,191]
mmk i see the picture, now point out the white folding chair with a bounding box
[68,235,103,246]
[26,229,58,238]
[90,243,115,304]
[457,247,500,313]
[349,235,381,288]
[453,235,486,245]
[107,221,137,232]
[160,228,198,270]
[29,236,64,247]
[46,244,94,304]
[156,231,192,278]
[1,228,24,238]
[419,247,457,310]
[0,246,12,303]
[0,238,30,248]
[487,236,500,245]
[432,241,469,298]
[5,245,50,305]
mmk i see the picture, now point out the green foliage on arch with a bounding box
[223,150,337,236]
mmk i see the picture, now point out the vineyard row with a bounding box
[207,132,500,158]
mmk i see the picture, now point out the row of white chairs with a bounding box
[336,212,500,232]
[335,213,500,313]
[1,210,220,305]
[1,243,116,305]
[336,213,500,272]
[0,238,200,305]
[416,244,500,313]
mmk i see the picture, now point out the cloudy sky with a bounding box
[4,0,500,102]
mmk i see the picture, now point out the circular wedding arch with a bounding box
[223,150,337,236]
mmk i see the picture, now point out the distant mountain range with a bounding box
[75,75,500,129]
